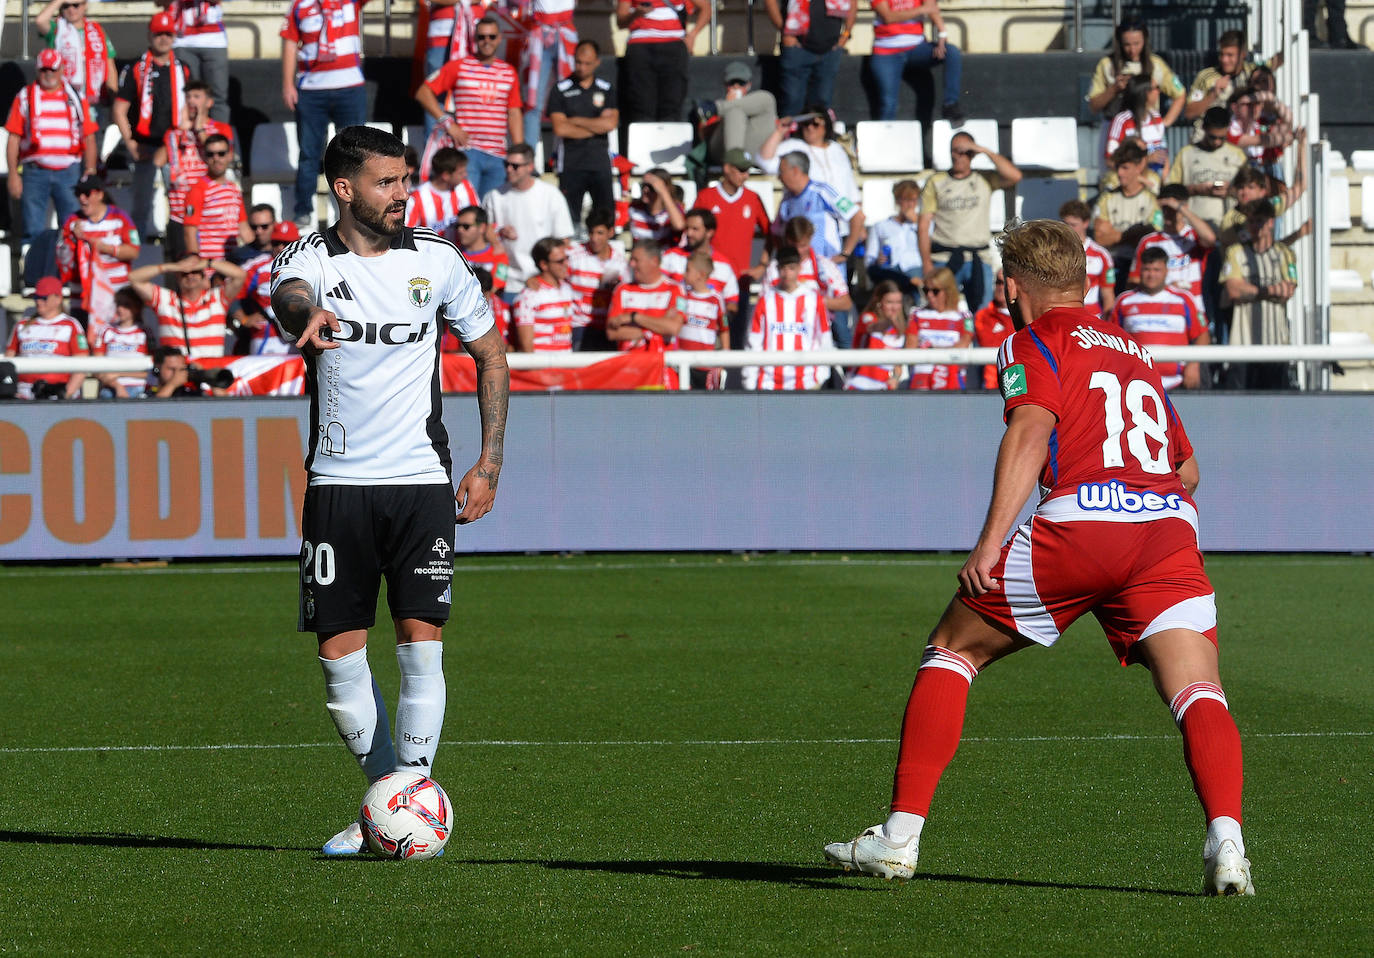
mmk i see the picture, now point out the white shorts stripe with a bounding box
[1002,519,1062,647]
[1141,593,1217,642]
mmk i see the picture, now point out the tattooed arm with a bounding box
[455,324,510,524]
[271,277,340,352]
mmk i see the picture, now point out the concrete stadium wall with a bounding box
[1,392,1371,561]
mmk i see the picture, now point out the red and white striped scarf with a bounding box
[519,21,575,111]
[134,51,184,138]
[783,0,851,37]
[317,0,344,62]
[53,18,110,104]
[26,77,86,150]
[443,1,477,63]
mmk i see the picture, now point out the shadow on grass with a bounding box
[0,829,312,853]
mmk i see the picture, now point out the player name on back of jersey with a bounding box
[1069,323,1155,366]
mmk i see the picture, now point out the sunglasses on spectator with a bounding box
[61,3,84,9]
[39,67,60,73]
[476,33,500,41]
[952,148,977,157]
[922,287,943,295]
[205,149,230,158]
[456,221,479,229]
[251,222,274,231]
[504,160,527,168]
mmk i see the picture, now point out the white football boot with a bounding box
[823,826,919,880]
[322,821,364,856]
[1203,838,1255,895]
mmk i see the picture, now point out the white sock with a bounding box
[883,812,926,843]
[395,641,446,774]
[320,648,396,783]
[1204,816,1245,858]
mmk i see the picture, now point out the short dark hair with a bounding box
[1139,246,1169,266]
[532,236,565,271]
[685,207,716,232]
[430,147,466,177]
[1237,197,1274,224]
[575,38,600,56]
[203,133,231,152]
[152,345,184,367]
[507,143,535,164]
[113,286,144,317]
[1059,199,1092,221]
[1111,141,1147,167]
[1218,29,1245,49]
[185,79,212,97]
[775,246,801,268]
[1231,166,1269,190]
[472,266,493,295]
[460,205,488,225]
[1159,183,1190,204]
[1202,106,1231,131]
[782,215,814,246]
[323,126,406,188]
[585,207,615,231]
[249,203,276,219]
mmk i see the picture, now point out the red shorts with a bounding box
[960,514,1217,665]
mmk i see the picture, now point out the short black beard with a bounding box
[350,195,404,238]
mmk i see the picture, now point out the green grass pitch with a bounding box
[1,553,1371,956]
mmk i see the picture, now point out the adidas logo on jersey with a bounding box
[326,280,355,301]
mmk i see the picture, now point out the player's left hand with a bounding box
[958,540,1002,596]
[455,459,500,524]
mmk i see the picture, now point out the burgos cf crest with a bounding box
[408,277,433,308]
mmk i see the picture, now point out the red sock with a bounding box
[1172,683,1244,824]
[890,648,977,816]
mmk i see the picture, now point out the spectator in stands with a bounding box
[1219,198,1297,388]
[745,245,832,390]
[776,152,863,266]
[57,175,140,322]
[6,50,98,248]
[406,147,479,240]
[606,239,685,352]
[765,215,853,336]
[972,268,1013,390]
[906,265,971,390]
[865,178,923,296]
[1185,31,1281,121]
[128,254,246,359]
[847,279,907,390]
[34,0,118,121]
[1218,156,1308,248]
[615,0,709,125]
[155,0,230,124]
[4,276,88,400]
[548,39,618,226]
[235,220,299,355]
[443,264,510,351]
[482,142,574,295]
[183,133,249,260]
[918,130,1020,311]
[677,249,731,387]
[1086,21,1186,124]
[567,207,629,350]
[1092,141,1161,278]
[869,0,964,123]
[1113,246,1210,391]
[704,62,778,163]
[659,209,740,319]
[148,344,228,397]
[520,1,578,151]
[239,203,279,261]
[115,12,190,243]
[455,205,511,292]
[1059,198,1115,317]
[1128,184,1215,302]
[1227,82,1295,180]
[1167,106,1250,231]
[164,80,235,260]
[1304,0,1360,49]
[513,236,577,352]
[419,0,474,97]
[628,168,687,244]
[281,0,367,231]
[93,286,152,398]
[757,106,859,205]
[1104,73,1176,179]
[417,17,523,201]
[763,0,856,116]
[695,149,772,349]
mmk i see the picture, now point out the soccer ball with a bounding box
[358,771,453,860]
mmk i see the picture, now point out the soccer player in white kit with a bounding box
[271,126,509,855]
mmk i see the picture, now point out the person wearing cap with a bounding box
[4,277,89,400]
[5,49,98,247]
[34,0,119,119]
[153,0,231,124]
[547,39,617,226]
[57,175,140,325]
[114,11,190,243]
[234,220,301,355]
[704,62,778,165]
[696,148,772,351]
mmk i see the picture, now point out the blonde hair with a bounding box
[996,218,1086,294]
[923,266,960,304]
[684,249,714,280]
[892,179,921,201]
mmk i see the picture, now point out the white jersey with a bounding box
[271,226,493,486]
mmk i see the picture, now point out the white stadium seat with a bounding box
[932,118,998,171]
[854,121,922,174]
[1361,176,1374,230]
[1326,174,1351,230]
[1329,269,1363,291]
[1328,149,1347,169]
[249,121,299,182]
[1349,150,1374,172]
[679,180,697,210]
[0,244,11,296]
[626,122,693,175]
[749,180,778,219]
[861,177,899,224]
[1010,117,1080,172]
[988,189,1006,232]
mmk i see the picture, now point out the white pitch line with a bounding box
[0,730,1368,755]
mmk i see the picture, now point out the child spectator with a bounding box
[94,286,151,397]
[566,207,628,350]
[1092,142,1162,278]
[628,168,686,244]
[848,280,907,391]
[865,178,924,297]
[906,266,971,391]
[1167,106,1250,230]
[1059,199,1116,316]
[745,246,832,390]
[675,248,730,389]
[406,147,480,240]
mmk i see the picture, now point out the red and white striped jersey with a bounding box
[165,129,208,222]
[282,0,365,91]
[847,319,905,390]
[461,242,511,292]
[532,0,576,22]
[608,279,684,352]
[908,306,972,391]
[1129,226,1208,300]
[1083,236,1115,309]
[425,56,521,157]
[6,313,88,390]
[762,248,849,300]
[1105,109,1166,163]
[514,277,577,351]
[4,83,96,169]
[872,0,926,54]
[746,285,832,390]
[183,177,245,260]
[406,180,480,239]
[674,287,728,351]
[566,240,629,330]
[1110,286,1206,389]
[148,284,231,359]
[628,201,681,245]
[57,207,139,291]
[659,247,740,307]
[169,0,227,44]
[627,0,692,43]
[94,323,151,390]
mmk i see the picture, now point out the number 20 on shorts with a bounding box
[302,541,336,585]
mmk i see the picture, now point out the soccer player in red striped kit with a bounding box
[824,219,1253,896]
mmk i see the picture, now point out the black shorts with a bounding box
[298,483,456,634]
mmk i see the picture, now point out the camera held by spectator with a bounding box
[151,345,232,397]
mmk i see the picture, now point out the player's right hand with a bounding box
[958,541,1002,596]
[296,307,341,353]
